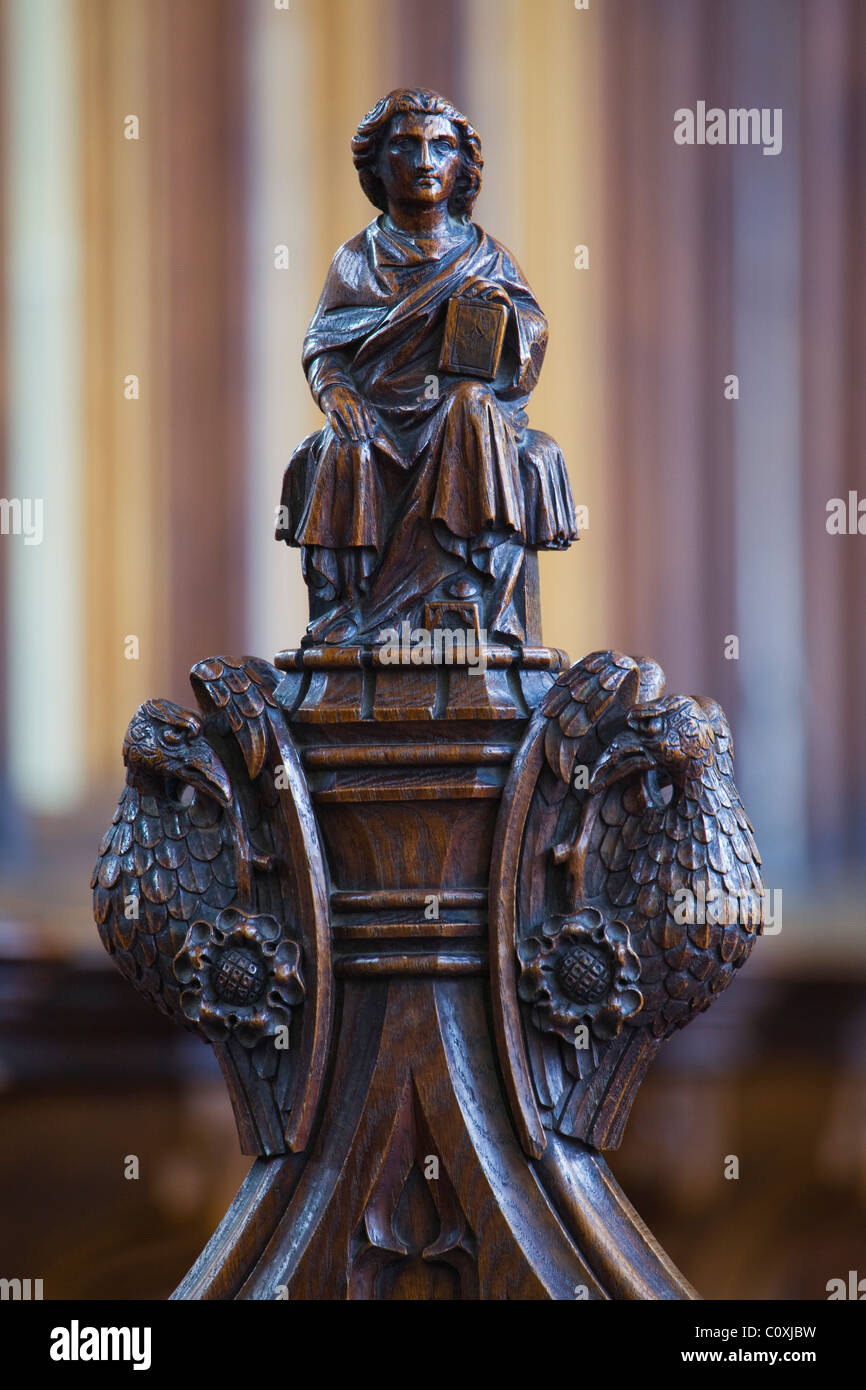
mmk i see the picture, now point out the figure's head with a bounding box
[352,88,482,220]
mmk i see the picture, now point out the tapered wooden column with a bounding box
[171,648,697,1301]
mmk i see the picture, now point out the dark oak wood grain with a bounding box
[93,88,763,1300]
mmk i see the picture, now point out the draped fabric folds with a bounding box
[277,215,578,640]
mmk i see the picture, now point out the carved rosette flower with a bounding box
[174,906,304,1048]
[517,909,643,1042]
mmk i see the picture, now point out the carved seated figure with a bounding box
[276,87,578,646]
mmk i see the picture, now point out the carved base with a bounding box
[175,972,694,1300]
[96,642,759,1300]
[166,647,694,1300]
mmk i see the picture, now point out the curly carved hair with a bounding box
[351,88,483,219]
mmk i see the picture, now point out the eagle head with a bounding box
[122,698,231,806]
[588,694,724,793]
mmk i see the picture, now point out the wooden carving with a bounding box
[274,88,576,646]
[93,658,331,1155]
[489,651,763,1160]
[94,89,764,1300]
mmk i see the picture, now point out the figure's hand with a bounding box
[321,384,380,442]
[460,277,512,311]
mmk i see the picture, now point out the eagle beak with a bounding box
[588,733,655,792]
[184,740,232,806]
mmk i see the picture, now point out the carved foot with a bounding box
[302,603,361,645]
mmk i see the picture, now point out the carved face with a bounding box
[376,113,461,212]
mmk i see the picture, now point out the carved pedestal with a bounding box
[94,638,762,1300]
[93,87,765,1300]
[167,647,697,1299]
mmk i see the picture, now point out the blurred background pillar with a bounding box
[800,0,866,877]
[81,0,168,781]
[154,0,248,696]
[730,0,807,882]
[4,0,84,816]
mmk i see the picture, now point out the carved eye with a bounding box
[160,726,185,748]
[631,712,664,739]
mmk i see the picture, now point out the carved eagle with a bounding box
[493,650,764,1152]
[92,656,327,1155]
[93,696,236,1020]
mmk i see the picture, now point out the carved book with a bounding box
[439,294,508,379]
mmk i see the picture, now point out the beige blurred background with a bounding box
[0,0,864,1299]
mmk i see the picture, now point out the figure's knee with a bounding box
[519,428,579,548]
[447,379,496,412]
[521,429,561,475]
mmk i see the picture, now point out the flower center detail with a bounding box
[555,944,612,1004]
[212,945,267,1006]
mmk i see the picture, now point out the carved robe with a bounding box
[277,216,578,641]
